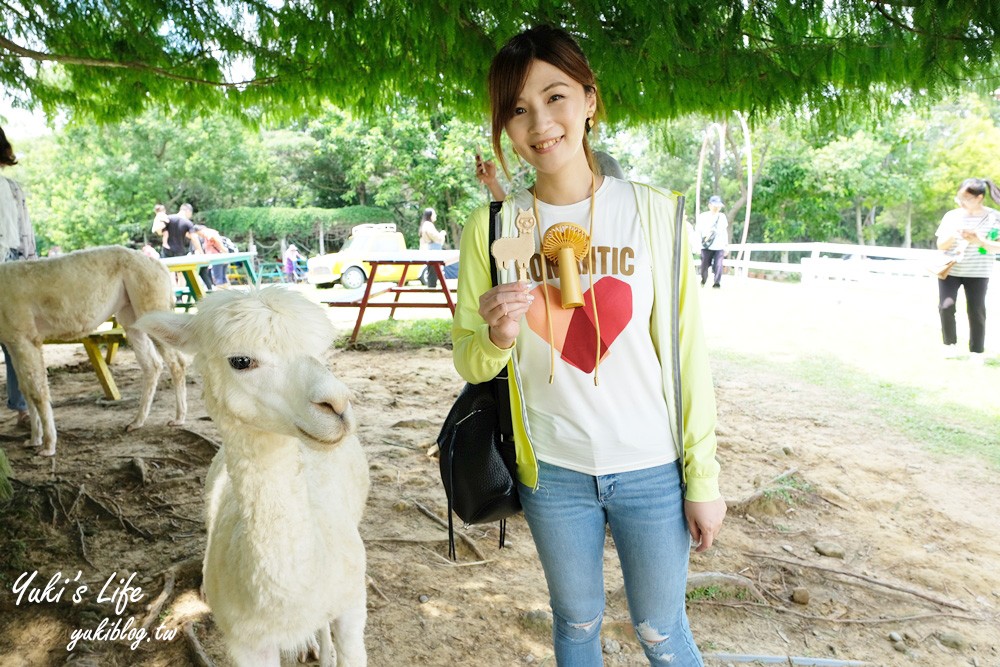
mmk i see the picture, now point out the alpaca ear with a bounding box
[134,311,196,352]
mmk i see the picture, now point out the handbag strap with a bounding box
[488,201,514,550]
[489,202,515,440]
[448,202,508,560]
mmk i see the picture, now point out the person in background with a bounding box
[453,26,725,666]
[163,203,211,292]
[192,224,230,288]
[0,126,37,428]
[419,207,447,288]
[151,203,169,252]
[47,245,62,257]
[283,244,304,282]
[935,177,1000,363]
[141,243,160,260]
[696,195,729,288]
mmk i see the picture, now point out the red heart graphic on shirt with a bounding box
[524,277,632,373]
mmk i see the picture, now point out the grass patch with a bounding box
[762,473,814,505]
[686,585,749,602]
[334,318,452,350]
[718,350,1000,469]
[686,585,724,601]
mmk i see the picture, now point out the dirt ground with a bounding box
[1,277,999,667]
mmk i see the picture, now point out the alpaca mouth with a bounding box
[296,424,344,446]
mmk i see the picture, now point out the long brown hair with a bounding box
[487,26,604,179]
[0,127,17,167]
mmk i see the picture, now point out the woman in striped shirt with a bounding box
[935,178,1000,362]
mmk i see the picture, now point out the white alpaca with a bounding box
[0,246,187,456]
[136,287,369,667]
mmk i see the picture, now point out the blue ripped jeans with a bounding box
[518,460,703,666]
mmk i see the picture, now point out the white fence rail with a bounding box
[720,242,999,283]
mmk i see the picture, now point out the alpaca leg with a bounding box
[120,327,163,431]
[317,623,335,667]
[228,643,280,667]
[331,602,367,667]
[8,341,56,455]
[160,346,187,426]
[24,402,41,446]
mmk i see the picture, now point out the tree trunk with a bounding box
[904,200,912,248]
[712,141,722,196]
[855,198,865,247]
[724,121,770,243]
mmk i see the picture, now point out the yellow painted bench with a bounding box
[45,326,127,401]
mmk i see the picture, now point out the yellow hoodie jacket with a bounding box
[452,182,721,502]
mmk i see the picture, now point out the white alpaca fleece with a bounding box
[136,287,370,667]
[0,246,187,456]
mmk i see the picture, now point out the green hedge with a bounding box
[198,205,394,239]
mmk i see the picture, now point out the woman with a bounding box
[283,243,304,281]
[696,195,728,288]
[151,203,169,252]
[419,207,446,288]
[0,126,37,427]
[452,26,725,665]
[935,178,1000,363]
[192,224,229,287]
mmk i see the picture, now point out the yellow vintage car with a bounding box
[306,224,423,289]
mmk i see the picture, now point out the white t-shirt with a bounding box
[696,210,728,251]
[511,177,676,476]
[419,220,445,249]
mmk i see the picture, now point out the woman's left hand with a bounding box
[684,497,727,553]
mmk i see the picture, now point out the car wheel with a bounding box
[340,266,366,290]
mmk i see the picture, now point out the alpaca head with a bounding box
[515,208,535,234]
[136,287,355,449]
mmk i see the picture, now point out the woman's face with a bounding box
[955,190,983,209]
[504,59,596,176]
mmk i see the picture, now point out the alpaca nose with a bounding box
[313,391,350,417]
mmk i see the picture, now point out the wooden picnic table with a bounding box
[319,250,460,344]
[161,251,259,300]
[44,322,127,400]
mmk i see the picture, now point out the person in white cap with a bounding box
[696,195,729,288]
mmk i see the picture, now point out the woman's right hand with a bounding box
[479,281,533,349]
[475,155,508,201]
[475,154,497,184]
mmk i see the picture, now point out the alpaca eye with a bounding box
[228,356,256,370]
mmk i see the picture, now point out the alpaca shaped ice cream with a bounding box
[491,207,536,282]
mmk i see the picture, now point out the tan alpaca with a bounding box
[491,207,536,281]
[0,246,187,456]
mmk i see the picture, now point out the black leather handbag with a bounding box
[437,201,521,560]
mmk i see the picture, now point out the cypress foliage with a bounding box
[2,2,997,124]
